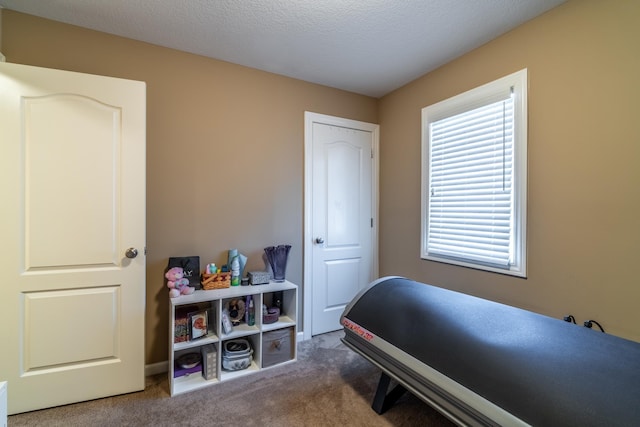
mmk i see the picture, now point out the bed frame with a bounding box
[341,276,640,426]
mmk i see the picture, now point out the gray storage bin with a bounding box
[262,328,293,368]
[222,339,253,371]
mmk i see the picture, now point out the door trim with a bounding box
[303,111,379,341]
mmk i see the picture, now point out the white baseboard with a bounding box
[146,331,307,377]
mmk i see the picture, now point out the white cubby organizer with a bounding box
[168,280,297,396]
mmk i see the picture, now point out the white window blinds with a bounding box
[427,95,514,268]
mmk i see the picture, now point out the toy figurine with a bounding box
[165,266,195,298]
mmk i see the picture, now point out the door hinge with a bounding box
[371,148,374,159]
[371,218,374,228]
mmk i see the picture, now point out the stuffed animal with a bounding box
[165,267,195,298]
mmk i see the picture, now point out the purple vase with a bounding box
[264,245,291,282]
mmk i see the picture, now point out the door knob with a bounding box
[125,248,138,259]
[315,237,325,244]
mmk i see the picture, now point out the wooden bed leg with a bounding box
[371,371,407,414]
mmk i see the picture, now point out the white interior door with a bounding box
[304,112,378,337]
[0,62,146,414]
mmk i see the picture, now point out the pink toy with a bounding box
[165,266,195,298]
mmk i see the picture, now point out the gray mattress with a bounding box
[341,276,640,426]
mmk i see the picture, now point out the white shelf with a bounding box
[174,334,219,351]
[169,280,297,396]
[219,361,260,382]
[172,371,220,395]
[262,317,295,332]
[221,326,259,340]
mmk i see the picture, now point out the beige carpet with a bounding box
[9,331,454,426]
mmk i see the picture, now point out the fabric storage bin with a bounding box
[262,328,293,368]
[222,339,253,371]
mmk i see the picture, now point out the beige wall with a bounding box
[2,0,639,367]
[379,0,640,342]
[1,10,377,364]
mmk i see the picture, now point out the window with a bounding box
[421,69,527,277]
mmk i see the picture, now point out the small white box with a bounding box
[201,344,217,380]
[248,271,270,285]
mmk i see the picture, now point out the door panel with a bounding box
[0,62,146,414]
[25,94,120,268]
[327,142,361,246]
[325,258,361,306]
[310,120,375,335]
[24,287,120,370]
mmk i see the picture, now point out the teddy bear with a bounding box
[165,266,195,298]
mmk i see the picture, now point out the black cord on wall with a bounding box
[563,315,576,324]
[584,319,605,333]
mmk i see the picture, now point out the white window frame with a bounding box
[421,69,527,277]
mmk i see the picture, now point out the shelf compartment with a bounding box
[171,346,207,394]
[261,288,297,331]
[173,302,217,344]
[172,370,220,396]
[220,334,260,378]
[221,294,260,332]
[219,360,259,382]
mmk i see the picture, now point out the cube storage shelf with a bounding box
[169,280,297,396]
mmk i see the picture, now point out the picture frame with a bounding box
[221,309,233,335]
[188,310,208,340]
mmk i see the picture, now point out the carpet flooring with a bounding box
[8,331,454,426]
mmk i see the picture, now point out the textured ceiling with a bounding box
[0,0,565,97]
